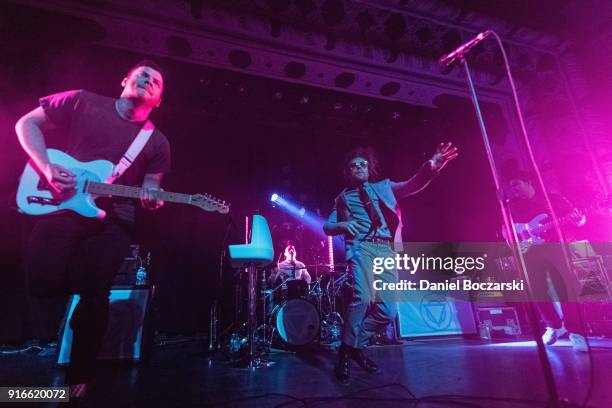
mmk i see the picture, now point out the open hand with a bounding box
[430,142,459,171]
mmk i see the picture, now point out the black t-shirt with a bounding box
[509,193,573,223]
[39,90,171,223]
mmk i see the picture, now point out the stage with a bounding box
[2,1,612,407]
[4,337,612,407]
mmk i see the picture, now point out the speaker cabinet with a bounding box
[57,286,153,364]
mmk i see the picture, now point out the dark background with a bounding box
[0,4,507,344]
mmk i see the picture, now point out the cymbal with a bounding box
[304,263,347,271]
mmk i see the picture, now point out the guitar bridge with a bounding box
[27,196,62,206]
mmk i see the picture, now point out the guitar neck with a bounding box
[86,182,192,204]
[539,213,573,232]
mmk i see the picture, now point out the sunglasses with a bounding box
[349,160,368,170]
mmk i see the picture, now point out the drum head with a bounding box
[274,298,320,346]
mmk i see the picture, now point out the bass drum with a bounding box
[271,298,320,347]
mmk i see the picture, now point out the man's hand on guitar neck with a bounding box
[140,173,165,211]
[140,187,164,210]
[43,163,76,193]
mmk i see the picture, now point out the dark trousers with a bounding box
[26,213,132,384]
[343,241,398,348]
[524,244,583,335]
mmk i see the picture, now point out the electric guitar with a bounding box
[17,149,230,218]
[514,211,583,247]
[513,201,610,253]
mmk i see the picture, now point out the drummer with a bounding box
[270,244,312,284]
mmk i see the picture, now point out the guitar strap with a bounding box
[106,120,155,183]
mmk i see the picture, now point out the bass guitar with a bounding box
[513,200,610,253]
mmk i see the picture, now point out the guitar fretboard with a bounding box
[532,212,577,234]
[86,182,192,204]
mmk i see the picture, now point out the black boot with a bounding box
[350,347,378,373]
[334,344,351,385]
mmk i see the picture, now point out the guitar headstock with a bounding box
[190,193,230,214]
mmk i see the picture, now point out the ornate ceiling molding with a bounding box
[13,0,564,108]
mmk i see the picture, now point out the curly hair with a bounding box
[343,146,380,184]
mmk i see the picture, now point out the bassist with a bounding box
[507,171,587,351]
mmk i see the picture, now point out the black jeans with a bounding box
[524,244,583,335]
[26,213,132,384]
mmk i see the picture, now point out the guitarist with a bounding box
[15,60,171,396]
[507,171,587,351]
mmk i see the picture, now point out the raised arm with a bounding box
[391,142,458,199]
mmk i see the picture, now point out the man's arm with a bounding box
[301,269,312,284]
[15,106,76,192]
[323,221,359,236]
[552,194,586,228]
[391,142,458,200]
[322,205,359,237]
[390,162,438,199]
[269,266,281,285]
[140,172,164,210]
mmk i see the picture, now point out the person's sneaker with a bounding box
[542,326,567,345]
[569,333,588,352]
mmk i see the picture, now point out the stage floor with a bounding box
[3,337,612,407]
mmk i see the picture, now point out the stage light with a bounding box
[328,236,334,271]
[269,193,326,236]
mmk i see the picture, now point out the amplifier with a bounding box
[57,286,154,364]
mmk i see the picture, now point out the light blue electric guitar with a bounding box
[17,149,230,218]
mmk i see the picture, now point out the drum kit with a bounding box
[259,265,349,350]
[223,264,351,366]
[224,216,351,366]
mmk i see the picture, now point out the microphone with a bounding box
[438,30,492,67]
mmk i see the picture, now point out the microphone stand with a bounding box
[460,56,579,407]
